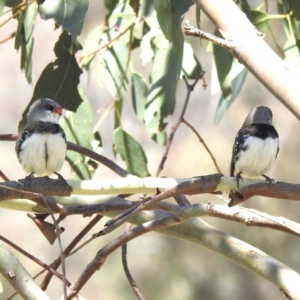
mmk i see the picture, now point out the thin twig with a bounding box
[184,20,232,49]
[0,134,129,178]
[182,120,221,173]
[79,23,135,66]
[155,73,205,177]
[0,235,69,284]
[67,214,185,299]
[122,224,146,300]
[40,215,103,290]
[37,194,67,299]
[0,170,10,181]
[100,174,222,235]
[67,141,129,177]
[0,32,15,44]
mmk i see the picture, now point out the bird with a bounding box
[230,106,279,189]
[16,98,67,177]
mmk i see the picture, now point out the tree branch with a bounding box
[0,242,51,300]
[189,0,300,121]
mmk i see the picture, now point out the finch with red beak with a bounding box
[16,98,67,177]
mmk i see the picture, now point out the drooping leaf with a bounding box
[104,0,119,15]
[80,25,104,79]
[154,0,193,47]
[238,0,251,19]
[214,67,248,123]
[113,127,149,177]
[181,42,202,79]
[32,31,83,110]
[132,72,148,121]
[14,1,37,83]
[98,2,135,128]
[278,2,300,70]
[142,0,192,145]
[283,36,300,69]
[2,0,22,12]
[195,4,201,29]
[61,89,102,180]
[290,0,300,20]
[39,0,88,40]
[251,10,269,33]
[212,31,247,123]
[18,31,83,132]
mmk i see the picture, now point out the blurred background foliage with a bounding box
[1,0,300,299]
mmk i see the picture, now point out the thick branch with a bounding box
[191,0,300,121]
[228,181,300,206]
[0,242,50,300]
[66,206,300,299]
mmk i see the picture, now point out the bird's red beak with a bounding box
[52,105,62,115]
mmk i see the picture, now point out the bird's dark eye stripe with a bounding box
[45,104,54,110]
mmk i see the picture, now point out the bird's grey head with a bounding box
[27,98,62,123]
[243,106,273,126]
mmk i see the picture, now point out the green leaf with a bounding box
[14,1,37,83]
[61,89,102,180]
[81,25,104,77]
[104,0,119,15]
[99,2,135,128]
[154,0,193,46]
[2,0,22,10]
[283,36,300,68]
[214,67,248,124]
[132,72,148,121]
[238,0,251,19]
[143,0,192,145]
[32,31,83,110]
[18,31,83,132]
[251,10,269,33]
[39,0,88,40]
[181,42,202,79]
[288,0,300,20]
[144,33,178,145]
[113,127,149,177]
[278,2,300,70]
[212,31,247,123]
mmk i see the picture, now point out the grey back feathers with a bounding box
[242,106,273,126]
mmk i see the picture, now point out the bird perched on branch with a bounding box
[16,98,67,177]
[230,106,279,190]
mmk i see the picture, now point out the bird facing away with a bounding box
[230,106,279,188]
[16,98,67,177]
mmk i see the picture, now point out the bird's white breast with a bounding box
[19,133,66,176]
[235,136,278,178]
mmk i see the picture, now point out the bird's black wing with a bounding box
[15,121,66,157]
[229,123,278,176]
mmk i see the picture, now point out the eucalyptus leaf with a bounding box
[61,90,102,180]
[181,42,202,79]
[99,2,135,129]
[213,31,247,123]
[144,33,179,145]
[113,127,149,177]
[251,10,269,33]
[132,72,148,121]
[14,1,37,83]
[154,0,193,47]
[39,0,88,40]
[214,67,248,124]
[18,31,83,132]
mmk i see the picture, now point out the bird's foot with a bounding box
[54,172,66,181]
[25,173,35,180]
[262,174,275,184]
[236,172,243,189]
